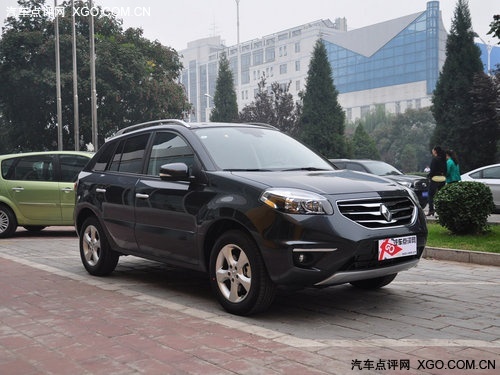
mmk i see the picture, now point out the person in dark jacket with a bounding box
[427,145,447,216]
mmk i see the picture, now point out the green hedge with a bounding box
[434,181,494,234]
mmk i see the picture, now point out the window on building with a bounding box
[295,60,300,71]
[295,42,300,53]
[295,80,300,91]
[265,47,275,62]
[253,49,263,65]
[346,108,352,122]
[280,64,287,74]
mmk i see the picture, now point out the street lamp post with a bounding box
[235,0,241,108]
[204,93,213,122]
[476,34,493,76]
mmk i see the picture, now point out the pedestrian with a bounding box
[427,145,446,216]
[445,149,461,184]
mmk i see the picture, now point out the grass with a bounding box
[426,222,500,253]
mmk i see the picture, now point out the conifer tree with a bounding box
[431,0,485,172]
[298,40,346,158]
[351,124,380,159]
[210,54,238,122]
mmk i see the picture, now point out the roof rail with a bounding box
[115,119,190,136]
[244,122,278,130]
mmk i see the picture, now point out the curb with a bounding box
[423,247,500,267]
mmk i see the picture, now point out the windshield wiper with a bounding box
[223,168,272,172]
[283,167,330,171]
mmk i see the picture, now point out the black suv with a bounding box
[75,120,427,315]
[329,159,429,209]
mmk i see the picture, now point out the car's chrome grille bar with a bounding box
[337,197,416,228]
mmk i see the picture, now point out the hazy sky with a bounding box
[1,0,498,50]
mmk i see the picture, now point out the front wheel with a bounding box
[350,273,398,289]
[209,230,276,316]
[79,216,119,276]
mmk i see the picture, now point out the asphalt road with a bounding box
[0,227,499,374]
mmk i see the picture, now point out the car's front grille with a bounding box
[337,197,416,228]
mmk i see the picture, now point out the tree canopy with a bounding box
[238,76,300,135]
[488,14,500,43]
[298,39,347,158]
[0,0,189,152]
[431,0,493,172]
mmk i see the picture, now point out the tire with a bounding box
[23,226,46,232]
[0,204,17,238]
[350,273,398,290]
[79,216,119,276]
[209,230,276,316]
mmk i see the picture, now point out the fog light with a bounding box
[294,252,314,267]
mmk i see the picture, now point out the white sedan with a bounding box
[461,164,500,212]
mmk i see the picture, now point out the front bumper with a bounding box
[254,195,427,287]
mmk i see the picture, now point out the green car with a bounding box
[0,151,92,238]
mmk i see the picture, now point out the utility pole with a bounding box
[89,0,98,150]
[71,0,79,150]
[54,0,63,150]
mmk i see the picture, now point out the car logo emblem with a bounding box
[380,204,392,222]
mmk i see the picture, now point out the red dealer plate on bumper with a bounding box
[378,235,417,261]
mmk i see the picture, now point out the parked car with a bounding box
[74,120,428,315]
[329,159,429,209]
[461,163,500,212]
[0,151,93,238]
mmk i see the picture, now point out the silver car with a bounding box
[461,164,500,212]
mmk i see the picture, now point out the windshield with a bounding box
[365,161,403,176]
[195,127,334,171]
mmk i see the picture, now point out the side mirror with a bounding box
[159,163,191,181]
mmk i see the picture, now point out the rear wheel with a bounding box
[350,273,398,289]
[209,230,276,316]
[79,217,119,276]
[0,204,17,238]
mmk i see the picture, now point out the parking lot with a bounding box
[0,227,499,374]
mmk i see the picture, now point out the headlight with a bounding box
[396,181,412,188]
[403,186,420,207]
[260,188,333,215]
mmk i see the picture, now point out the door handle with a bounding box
[135,193,149,199]
[61,187,73,193]
[11,187,24,192]
[96,188,106,193]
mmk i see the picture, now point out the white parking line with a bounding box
[1,252,498,349]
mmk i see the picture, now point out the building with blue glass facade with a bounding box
[180,1,497,123]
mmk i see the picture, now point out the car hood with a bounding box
[230,170,403,195]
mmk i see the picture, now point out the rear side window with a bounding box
[1,155,55,181]
[108,134,150,174]
[59,155,90,182]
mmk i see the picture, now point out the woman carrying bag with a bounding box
[427,146,447,216]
